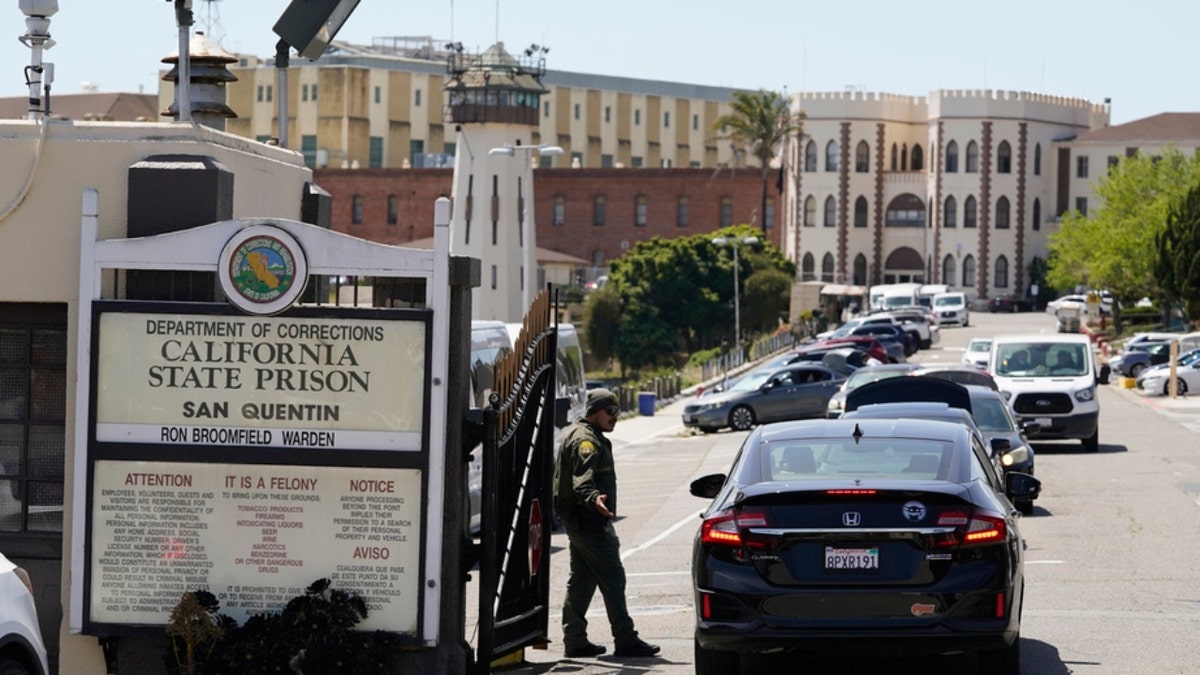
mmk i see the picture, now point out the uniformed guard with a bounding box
[553,388,661,659]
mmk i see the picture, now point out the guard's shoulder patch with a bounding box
[578,440,596,459]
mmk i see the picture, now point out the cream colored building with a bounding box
[782,89,1111,305]
[202,38,741,171]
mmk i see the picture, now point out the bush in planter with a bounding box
[165,578,400,675]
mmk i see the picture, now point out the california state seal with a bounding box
[218,225,308,315]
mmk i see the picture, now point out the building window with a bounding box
[544,101,550,117]
[825,141,839,172]
[890,143,898,171]
[1108,155,1120,173]
[965,141,979,173]
[996,196,1010,229]
[631,156,643,168]
[911,145,924,171]
[689,161,700,168]
[804,140,817,172]
[821,253,835,282]
[856,141,870,173]
[351,195,363,224]
[491,265,497,290]
[944,196,957,228]
[823,196,837,227]
[801,253,815,281]
[962,255,976,288]
[301,135,317,168]
[571,151,583,167]
[943,255,956,287]
[410,139,425,167]
[553,196,565,226]
[720,197,733,227]
[635,109,641,125]
[302,84,309,101]
[1034,143,1041,175]
[692,114,699,130]
[765,197,775,229]
[311,84,317,100]
[1076,155,1089,178]
[256,85,264,102]
[1032,198,1041,231]
[387,195,399,225]
[804,195,816,227]
[0,306,67,536]
[601,154,613,168]
[997,141,1012,173]
[885,194,926,227]
[854,196,868,228]
[444,142,456,157]
[664,112,670,127]
[369,136,383,168]
[853,254,868,285]
[374,86,381,104]
[964,196,977,228]
[945,141,959,173]
[677,197,689,227]
[574,103,580,120]
[901,144,908,171]
[635,196,647,226]
[994,255,1009,289]
[593,196,606,226]
[1075,197,1088,216]
[604,106,611,123]
[414,89,421,106]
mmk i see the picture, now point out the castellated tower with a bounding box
[444,42,549,322]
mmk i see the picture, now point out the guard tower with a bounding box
[444,42,551,321]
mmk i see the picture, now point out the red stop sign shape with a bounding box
[529,499,543,577]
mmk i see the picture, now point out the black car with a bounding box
[988,294,1033,313]
[689,418,1040,674]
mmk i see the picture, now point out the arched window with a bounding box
[593,195,606,226]
[853,254,868,285]
[824,196,837,227]
[890,143,898,171]
[944,196,957,228]
[854,196,868,228]
[825,141,839,172]
[994,255,1009,289]
[965,141,979,173]
[801,252,816,281]
[962,254,976,288]
[901,144,908,171]
[856,141,870,172]
[804,195,816,227]
[1034,143,1042,176]
[553,195,566,225]
[943,255,956,287]
[964,196,978,228]
[635,195,647,227]
[995,196,1010,229]
[997,141,1012,174]
[911,144,924,171]
[1032,198,1041,231]
[719,196,733,227]
[821,253,835,282]
[805,140,818,172]
[945,141,959,173]
[885,193,926,227]
[676,196,689,227]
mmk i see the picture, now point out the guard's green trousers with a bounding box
[560,518,638,649]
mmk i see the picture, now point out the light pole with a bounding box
[712,235,759,349]
[487,143,564,310]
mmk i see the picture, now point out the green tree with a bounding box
[1047,148,1200,325]
[1155,181,1200,322]
[713,90,803,232]
[743,267,793,333]
[581,286,621,365]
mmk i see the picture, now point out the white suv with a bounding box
[0,553,48,675]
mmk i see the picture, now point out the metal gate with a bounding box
[476,290,557,673]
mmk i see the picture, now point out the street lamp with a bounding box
[487,143,564,310]
[712,235,759,349]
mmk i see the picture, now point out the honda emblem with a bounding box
[842,512,862,526]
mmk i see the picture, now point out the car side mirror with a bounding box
[690,473,727,499]
[1005,471,1041,502]
[989,437,1012,456]
[555,396,571,428]
[1021,419,1041,436]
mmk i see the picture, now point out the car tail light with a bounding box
[928,509,1006,548]
[12,565,33,595]
[700,506,771,549]
[826,489,876,496]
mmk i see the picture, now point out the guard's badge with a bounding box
[578,441,596,459]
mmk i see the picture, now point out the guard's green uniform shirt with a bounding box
[553,418,616,527]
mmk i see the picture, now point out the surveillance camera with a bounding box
[19,0,59,18]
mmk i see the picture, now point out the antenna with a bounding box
[198,0,225,45]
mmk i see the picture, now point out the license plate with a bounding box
[825,546,879,571]
[1035,417,1052,427]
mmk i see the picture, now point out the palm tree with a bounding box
[713,90,804,233]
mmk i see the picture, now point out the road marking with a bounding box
[622,510,703,562]
[1025,559,1066,565]
[628,570,691,577]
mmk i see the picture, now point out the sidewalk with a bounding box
[1107,375,1200,413]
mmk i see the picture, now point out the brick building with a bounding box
[314,166,773,283]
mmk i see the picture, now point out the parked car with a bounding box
[688,417,1039,674]
[825,362,922,419]
[1138,353,1200,396]
[1135,347,1200,391]
[834,323,915,358]
[910,365,999,391]
[987,294,1033,313]
[682,364,846,433]
[1109,341,1174,378]
[932,292,970,327]
[962,337,993,369]
[0,553,49,675]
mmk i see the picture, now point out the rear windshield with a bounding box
[994,342,1088,377]
[764,438,955,481]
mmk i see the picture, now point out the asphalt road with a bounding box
[466,310,1200,674]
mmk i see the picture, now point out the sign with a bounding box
[90,460,422,632]
[95,311,425,451]
[218,225,308,315]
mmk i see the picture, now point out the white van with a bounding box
[933,292,970,327]
[989,334,1100,452]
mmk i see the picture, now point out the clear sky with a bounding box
[1,0,1194,125]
